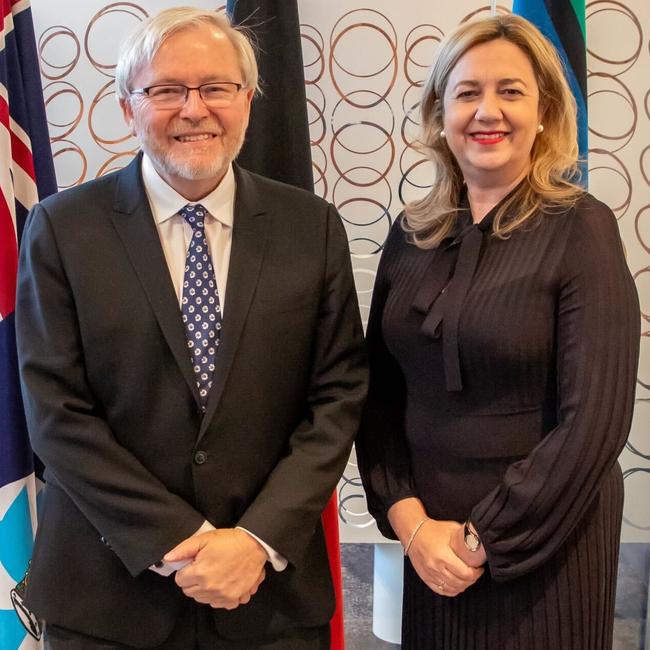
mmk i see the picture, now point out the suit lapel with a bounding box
[109,155,201,405]
[199,166,269,438]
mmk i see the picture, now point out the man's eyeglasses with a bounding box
[129,82,245,109]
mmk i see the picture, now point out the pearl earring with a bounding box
[537,124,544,133]
[440,129,446,138]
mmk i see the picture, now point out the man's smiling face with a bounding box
[121,24,253,200]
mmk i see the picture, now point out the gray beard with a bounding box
[155,151,228,181]
[145,127,247,181]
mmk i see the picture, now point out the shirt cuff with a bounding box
[148,520,216,576]
[236,526,288,572]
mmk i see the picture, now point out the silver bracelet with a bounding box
[404,517,430,557]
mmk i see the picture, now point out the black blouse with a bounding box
[356,192,640,581]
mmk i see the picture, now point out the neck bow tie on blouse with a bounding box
[412,218,486,393]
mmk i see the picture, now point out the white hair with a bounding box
[114,6,259,101]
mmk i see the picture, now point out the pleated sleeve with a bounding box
[471,197,641,581]
[356,221,417,539]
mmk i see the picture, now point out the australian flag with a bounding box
[1,0,56,647]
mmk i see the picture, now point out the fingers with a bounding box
[182,565,267,610]
[211,596,245,610]
[250,567,266,595]
[425,565,484,597]
[165,535,205,563]
[443,554,484,583]
[203,580,262,609]
[184,585,255,609]
[406,519,486,598]
[414,561,481,597]
[173,528,268,607]
[431,579,457,598]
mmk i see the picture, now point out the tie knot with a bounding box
[181,203,208,231]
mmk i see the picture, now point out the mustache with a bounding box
[168,121,224,137]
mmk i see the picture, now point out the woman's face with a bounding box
[442,38,541,188]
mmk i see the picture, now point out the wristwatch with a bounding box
[463,519,481,552]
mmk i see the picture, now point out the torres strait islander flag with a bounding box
[512,0,588,183]
[0,0,56,648]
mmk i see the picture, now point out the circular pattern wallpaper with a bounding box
[31,0,649,542]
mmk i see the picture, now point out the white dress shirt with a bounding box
[141,155,287,574]
[142,154,234,310]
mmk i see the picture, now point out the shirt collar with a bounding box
[141,153,235,228]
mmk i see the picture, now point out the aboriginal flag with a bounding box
[226,2,345,648]
[227,0,314,192]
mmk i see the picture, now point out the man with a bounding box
[16,7,366,649]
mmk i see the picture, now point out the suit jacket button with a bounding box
[100,536,111,549]
[194,450,208,465]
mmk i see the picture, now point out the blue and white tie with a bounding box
[180,204,222,409]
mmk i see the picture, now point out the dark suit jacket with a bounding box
[16,155,367,646]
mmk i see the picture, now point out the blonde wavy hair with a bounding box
[404,14,583,248]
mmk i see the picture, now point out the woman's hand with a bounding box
[388,498,484,597]
[408,519,484,597]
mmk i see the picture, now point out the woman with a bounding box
[356,14,640,649]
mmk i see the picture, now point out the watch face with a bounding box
[464,522,481,552]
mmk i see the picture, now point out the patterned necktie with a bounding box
[180,204,222,409]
